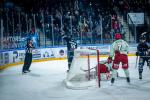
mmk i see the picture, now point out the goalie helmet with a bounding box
[115,33,121,39]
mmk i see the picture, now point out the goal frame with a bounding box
[64,49,101,89]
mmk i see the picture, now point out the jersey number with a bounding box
[117,44,122,51]
[70,42,76,49]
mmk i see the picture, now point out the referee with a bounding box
[22,38,35,74]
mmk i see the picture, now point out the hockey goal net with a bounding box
[64,49,100,89]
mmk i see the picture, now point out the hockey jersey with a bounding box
[137,42,150,56]
[63,36,77,52]
[109,39,129,58]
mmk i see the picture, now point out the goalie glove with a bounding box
[107,57,112,64]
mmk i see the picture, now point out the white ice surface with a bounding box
[0,56,150,100]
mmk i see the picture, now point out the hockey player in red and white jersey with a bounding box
[96,60,112,81]
[107,33,130,84]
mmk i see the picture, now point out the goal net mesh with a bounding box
[64,49,100,89]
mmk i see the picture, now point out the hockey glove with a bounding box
[136,52,139,56]
[107,57,112,64]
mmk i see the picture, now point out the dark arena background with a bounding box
[0,0,150,49]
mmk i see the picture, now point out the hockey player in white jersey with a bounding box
[107,33,130,84]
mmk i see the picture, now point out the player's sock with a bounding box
[139,73,142,80]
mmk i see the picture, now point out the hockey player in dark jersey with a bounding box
[22,38,35,74]
[62,34,77,72]
[136,35,150,79]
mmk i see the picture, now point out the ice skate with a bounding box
[67,70,69,73]
[26,69,31,72]
[22,70,28,75]
[111,78,115,85]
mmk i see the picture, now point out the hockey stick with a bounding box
[135,55,138,69]
[80,60,112,72]
[139,56,150,57]
[134,55,150,68]
[80,67,96,72]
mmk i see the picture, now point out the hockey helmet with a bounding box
[140,35,146,41]
[115,33,121,39]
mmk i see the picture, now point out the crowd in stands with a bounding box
[0,0,148,49]
[113,0,148,20]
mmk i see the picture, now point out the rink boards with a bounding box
[0,44,137,70]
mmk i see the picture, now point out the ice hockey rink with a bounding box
[0,56,150,100]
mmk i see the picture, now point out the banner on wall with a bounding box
[0,44,137,67]
[13,50,25,63]
[59,49,65,56]
[41,48,55,58]
[4,52,9,64]
[32,49,41,59]
[0,52,3,66]
[0,52,11,66]
[52,47,67,58]
[79,45,110,55]
[0,52,10,66]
